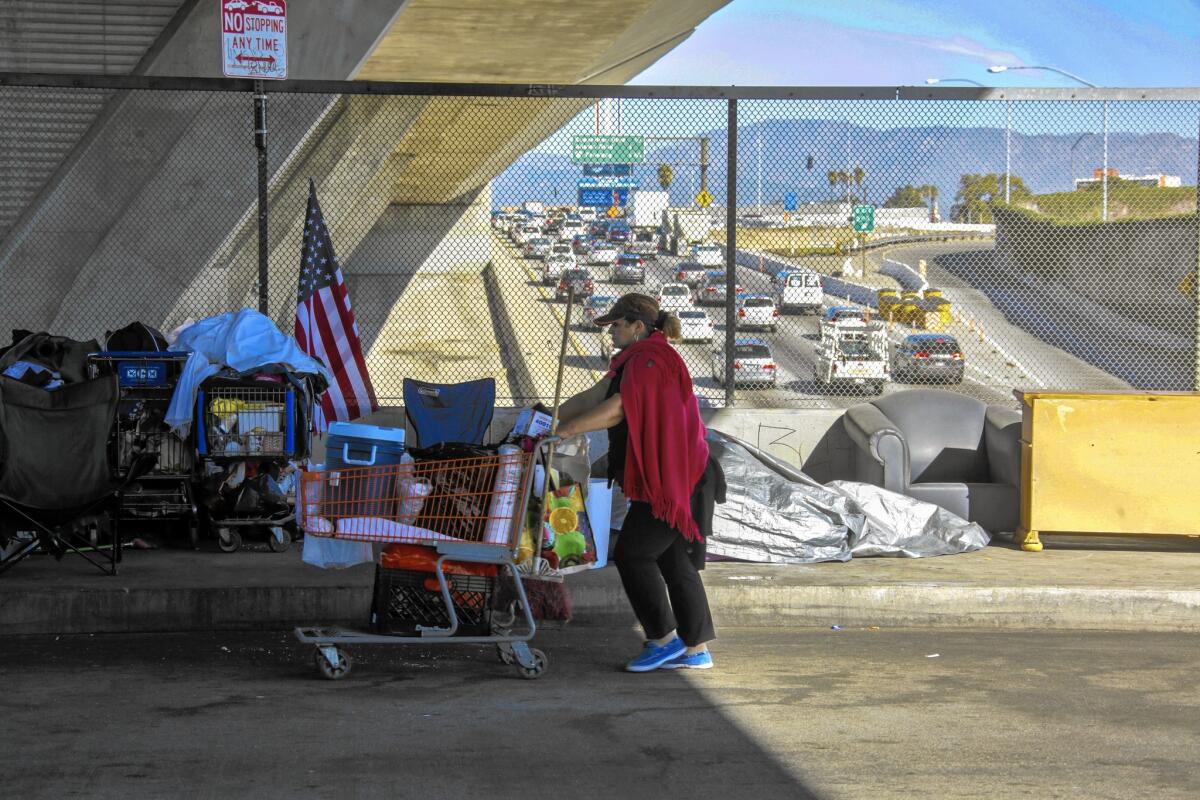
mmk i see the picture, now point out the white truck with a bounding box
[773,269,823,314]
[521,200,545,215]
[814,316,890,395]
[669,209,712,255]
[628,190,669,229]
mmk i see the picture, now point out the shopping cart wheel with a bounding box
[267,526,291,553]
[217,528,241,553]
[496,644,516,665]
[314,646,352,680]
[516,648,547,680]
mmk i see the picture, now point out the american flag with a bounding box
[294,179,378,430]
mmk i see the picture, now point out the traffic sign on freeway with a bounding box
[695,190,714,208]
[572,135,644,165]
[783,191,798,211]
[578,186,630,207]
[852,204,875,233]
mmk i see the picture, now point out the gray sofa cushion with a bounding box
[873,390,989,484]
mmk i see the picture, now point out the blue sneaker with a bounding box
[625,637,686,672]
[662,650,714,670]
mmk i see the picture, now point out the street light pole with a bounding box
[1005,100,1012,203]
[989,64,1106,219]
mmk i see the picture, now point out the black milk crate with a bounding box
[369,565,494,637]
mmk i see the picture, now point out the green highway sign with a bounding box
[572,135,645,165]
[852,204,875,233]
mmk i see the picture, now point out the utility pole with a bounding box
[1194,114,1200,390]
[254,80,269,315]
[724,100,737,408]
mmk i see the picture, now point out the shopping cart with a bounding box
[196,377,306,552]
[88,352,199,547]
[294,441,550,680]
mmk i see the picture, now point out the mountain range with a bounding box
[492,119,1197,209]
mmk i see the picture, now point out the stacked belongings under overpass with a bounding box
[164,309,331,553]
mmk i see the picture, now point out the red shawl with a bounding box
[606,332,709,541]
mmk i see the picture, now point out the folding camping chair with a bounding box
[0,335,143,576]
[402,378,496,448]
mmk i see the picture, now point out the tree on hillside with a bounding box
[953,173,1032,223]
[884,184,926,208]
[657,163,674,192]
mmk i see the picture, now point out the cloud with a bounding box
[864,29,1028,68]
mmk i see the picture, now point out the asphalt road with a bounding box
[499,232,1089,410]
[3,626,1197,799]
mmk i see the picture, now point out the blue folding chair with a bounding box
[402,378,495,448]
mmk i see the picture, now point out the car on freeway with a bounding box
[583,294,617,326]
[676,309,715,344]
[571,235,591,256]
[657,282,693,312]
[711,338,778,388]
[629,229,660,260]
[557,268,595,302]
[513,224,541,245]
[542,254,573,285]
[612,253,646,284]
[560,218,585,239]
[587,242,619,266]
[772,269,823,314]
[589,220,611,238]
[523,237,553,259]
[578,206,598,222]
[607,222,632,244]
[690,243,724,266]
[550,242,575,262]
[893,333,965,384]
[696,271,742,306]
[736,294,779,332]
[822,306,866,325]
[673,260,709,289]
[542,221,563,240]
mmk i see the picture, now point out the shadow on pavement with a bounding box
[4,624,820,798]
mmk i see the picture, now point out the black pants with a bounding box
[614,501,716,647]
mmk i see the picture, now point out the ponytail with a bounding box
[657,311,682,342]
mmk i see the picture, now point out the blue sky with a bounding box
[630,0,1200,87]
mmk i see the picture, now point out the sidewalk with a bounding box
[3,536,1198,635]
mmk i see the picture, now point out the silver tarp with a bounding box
[706,431,990,563]
[586,428,989,564]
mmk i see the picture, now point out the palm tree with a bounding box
[656,163,674,192]
[827,170,838,200]
[852,166,865,202]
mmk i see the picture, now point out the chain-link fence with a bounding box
[1,75,1197,409]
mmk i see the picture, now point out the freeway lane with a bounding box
[869,241,1132,393]
[496,231,1111,409]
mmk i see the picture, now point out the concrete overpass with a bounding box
[0,0,730,398]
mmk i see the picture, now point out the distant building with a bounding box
[1074,168,1182,190]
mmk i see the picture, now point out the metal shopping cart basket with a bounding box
[196,377,307,552]
[294,441,549,680]
[88,351,200,547]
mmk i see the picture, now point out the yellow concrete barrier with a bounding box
[1015,391,1200,552]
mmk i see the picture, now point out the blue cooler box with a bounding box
[325,423,407,518]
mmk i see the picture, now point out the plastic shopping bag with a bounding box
[585,479,613,569]
[302,533,373,569]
